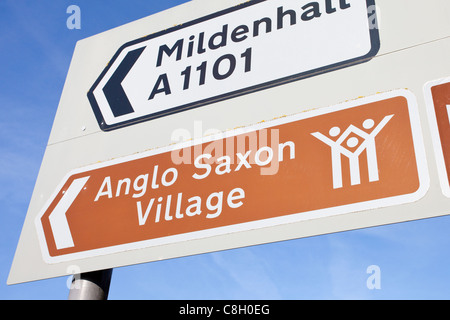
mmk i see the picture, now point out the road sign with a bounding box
[424,77,450,197]
[36,90,428,263]
[8,0,450,285]
[88,0,379,131]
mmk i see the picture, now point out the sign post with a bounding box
[68,269,112,300]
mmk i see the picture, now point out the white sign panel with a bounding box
[9,0,450,285]
[88,0,379,130]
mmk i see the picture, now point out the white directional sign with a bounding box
[88,0,379,130]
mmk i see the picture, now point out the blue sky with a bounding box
[1,0,449,300]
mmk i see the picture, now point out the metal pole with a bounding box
[68,268,113,300]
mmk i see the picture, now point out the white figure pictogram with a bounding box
[311,115,394,189]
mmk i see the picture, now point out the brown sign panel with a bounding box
[36,90,428,263]
[425,77,450,196]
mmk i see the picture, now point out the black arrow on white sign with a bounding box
[101,47,145,117]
